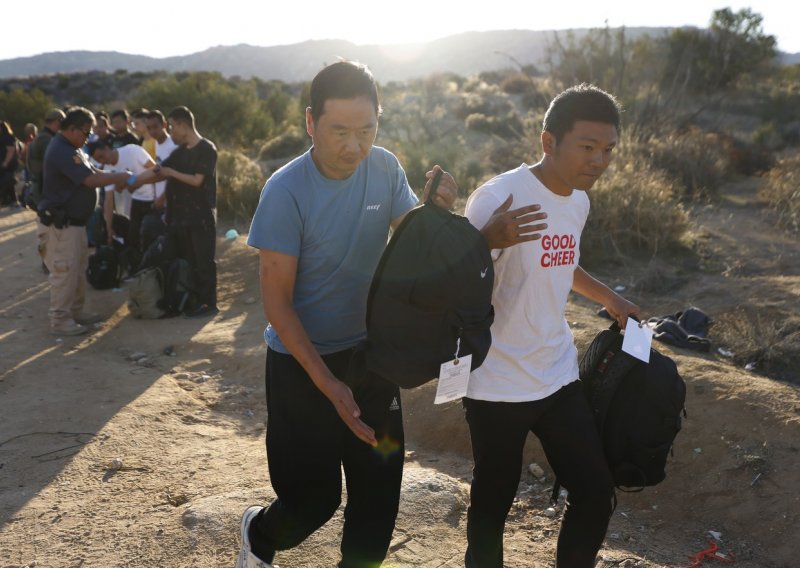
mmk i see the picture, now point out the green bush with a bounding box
[760,153,800,233]
[258,125,308,162]
[216,150,265,223]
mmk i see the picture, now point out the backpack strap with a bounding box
[424,168,444,206]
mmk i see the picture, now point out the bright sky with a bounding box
[4,0,798,60]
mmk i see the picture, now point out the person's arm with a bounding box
[82,170,130,189]
[258,248,377,446]
[159,166,204,187]
[572,266,640,327]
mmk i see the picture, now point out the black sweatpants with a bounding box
[170,221,216,307]
[464,381,615,568]
[249,347,405,568]
[127,198,153,253]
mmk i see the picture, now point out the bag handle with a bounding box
[424,168,444,206]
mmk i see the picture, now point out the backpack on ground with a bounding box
[138,234,177,273]
[86,206,108,248]
[160,258,197,316]
[127,267,166,319]
[579,321,687,490]
[86,245,121,290]
[364,173,495,389]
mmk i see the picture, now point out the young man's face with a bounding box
[544,120,618,192]
[90,147,114,165]
[110,115,128,134]
[146,117,167,142]
[132,117,148,137]
[168,119,187,144]
[306,96,378,180]
[95,119,110,140]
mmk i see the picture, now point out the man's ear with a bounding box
[305,107,314,138]
[541,131,556,155]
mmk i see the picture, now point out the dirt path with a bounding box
[1,176,798,568]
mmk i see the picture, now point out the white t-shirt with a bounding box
[154,135,178,199]
[464,164,590,402]
[110,145,156,202]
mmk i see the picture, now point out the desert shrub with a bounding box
[760,153,800,233]
[646,127,730,197]
[258,125,308,162]
[714,307,800,382]
[583,135,688,257]
[216,150,265,222]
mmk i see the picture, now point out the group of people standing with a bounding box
[29,103,219,336]
[239,60,640,568]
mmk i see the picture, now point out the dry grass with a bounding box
[583,133,689,257]
[760,152,800,234]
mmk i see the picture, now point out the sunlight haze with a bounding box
[4,0,798,60]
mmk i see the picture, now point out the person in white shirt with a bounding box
[145,109,177,207]
[463,84,640,568]
[87,139,156,254]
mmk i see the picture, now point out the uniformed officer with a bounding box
[38,106,133,336]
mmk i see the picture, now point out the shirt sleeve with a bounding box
[59,149,94,186]
[389,156,418,221]
[246,180,303,257]
[465,188,505,260]
[193,142,217,178]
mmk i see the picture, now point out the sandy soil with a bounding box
[1,176,798,568]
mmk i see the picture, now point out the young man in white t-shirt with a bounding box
[463,84,641,568]
[87,139,156,254]
[145,110,177,204]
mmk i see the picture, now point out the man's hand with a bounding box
[604,294,641,329]
[481,194,548,249]
[318,377,377,446]
[422,165,457,210]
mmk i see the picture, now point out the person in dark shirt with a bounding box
[132,105,218,318]
[38,106,133,335]
[110,109,141,148]
[0,120,19,207]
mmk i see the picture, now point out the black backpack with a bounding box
[86,245,121,290]
[579,321,687,490]
[364,175,495,389]
[85,206,108,248]
[159,258,197,316]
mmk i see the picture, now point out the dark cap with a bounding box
[45,108,66,122]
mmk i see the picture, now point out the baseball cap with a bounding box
[45,108,66,122]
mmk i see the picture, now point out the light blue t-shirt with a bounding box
[247,146,418,355]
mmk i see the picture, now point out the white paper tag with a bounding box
[434,354,473,405]
[622,318,653,363]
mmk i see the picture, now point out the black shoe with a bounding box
[184,304,219,319]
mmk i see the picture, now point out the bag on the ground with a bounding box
[138,234,177,272]
[127,267,166,319]
[364,175,495,389]
[579,321,687,490]
[160,258,197,316]
[86,245,121,290]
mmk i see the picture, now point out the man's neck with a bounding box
[529,162,573,197]
[184,131,202,149]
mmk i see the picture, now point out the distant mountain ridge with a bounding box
[2,29,797,82]
[0,29,666,82]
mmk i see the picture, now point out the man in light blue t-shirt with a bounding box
[236,61,458,568]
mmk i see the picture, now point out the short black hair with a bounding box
[110,108,129,121]
[146,109,166,123]
[542,83,622,143]
[61,107,96,131]
[167,106,195,128]
[309,60,381,125]
[86,138,110,157]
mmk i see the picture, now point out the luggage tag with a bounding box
[622,317,653,363]
[434,337,472,404]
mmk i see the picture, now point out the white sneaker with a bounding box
[50,320,88,336]
[235,506,277,568]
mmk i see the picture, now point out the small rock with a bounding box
[609,532,621,540]
[109,458,123,470]
[244,297,257,305]
[717,347,734,358]
[55,338,64,344]
[528,463,545,479]
[173,372,190,380]
[543,507,556,518]
[127,352,148,362]
[136,357,151,366]
[745,362,757,371]
[243,409,254,417]
[163,345,175,356]
[614,285,627,292]
[694,447,703,454]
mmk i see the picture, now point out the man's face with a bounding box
[90,147,113,164]
[95,119,109,140]
[544,120,618,192]
[110,115,128,134]
[132,117,148,137]
[306,96,378,180]
[146,117,167,142]
[168,119,186,144]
